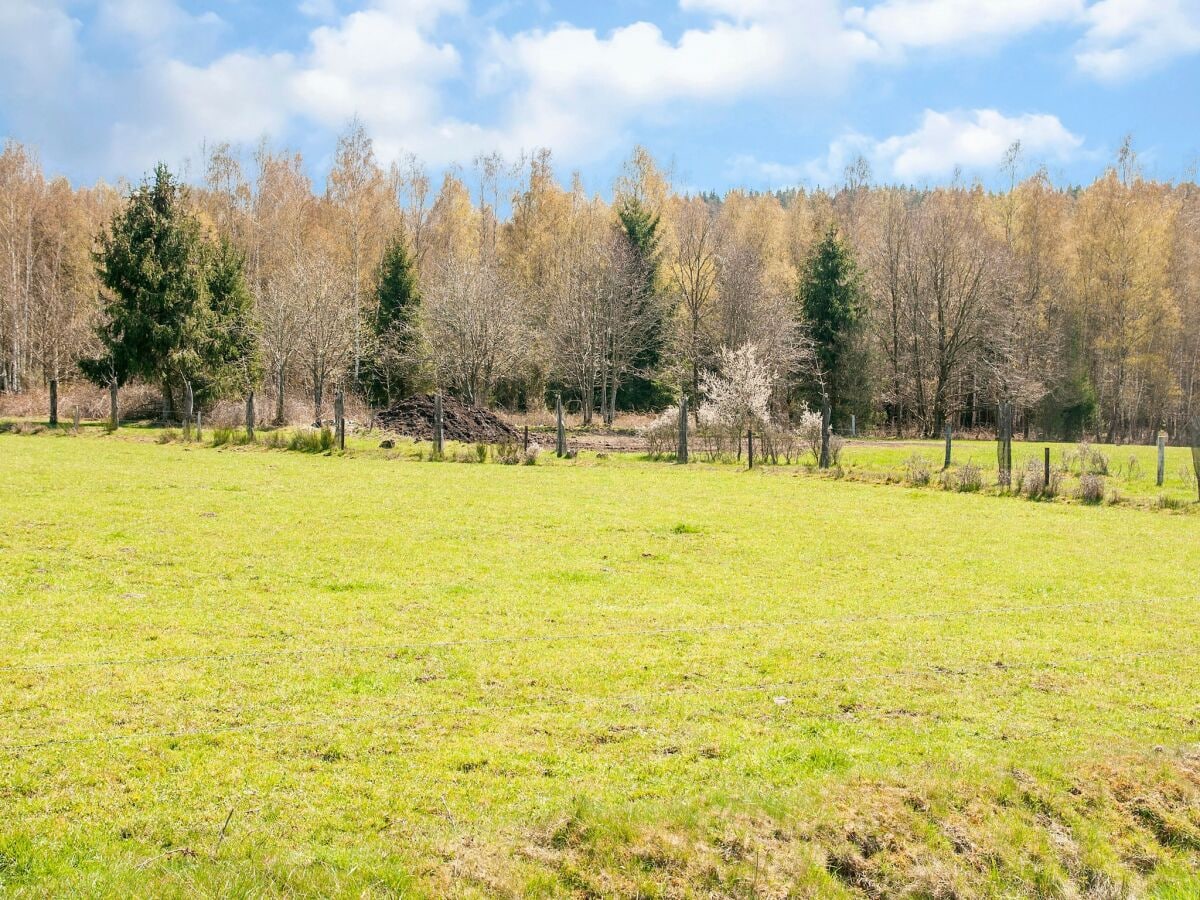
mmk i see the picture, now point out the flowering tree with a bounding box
[701,343,772,431]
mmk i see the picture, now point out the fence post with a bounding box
[196,411,202,441]
[334,391,346,450]
[747,427,754,469]
[1044,447,1051,489]
[819,402,831,469]
[677,394,689,464]
[850,414,856,438]
[245,391,255,441]
[109,380,119,430]
[943,422,952,470]
[49,378,58,427]
[1157,431,1166,487]
[433,393,443,457]
[72,406,80,432]
[523,425,529,452]
[555,393,565,457]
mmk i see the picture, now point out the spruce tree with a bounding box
[616,197,671,410]
[82,164,258,416]
[363,235,420,407]
[797,225,867,427]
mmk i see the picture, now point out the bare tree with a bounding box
[422,246,526,406]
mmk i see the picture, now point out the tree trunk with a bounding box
[48,378,58,426]
[246,391,255,441]
[313,377,324,427]
[109,380,119,429]
[274,367,286,425]
[183,380,194,424]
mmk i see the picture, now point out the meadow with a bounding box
[2,426,1200,897]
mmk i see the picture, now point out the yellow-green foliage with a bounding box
[1,430,1199,897]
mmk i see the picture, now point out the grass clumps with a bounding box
[286,426,334,453]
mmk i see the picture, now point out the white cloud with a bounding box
[846,0,1083,52]
[483,0,878,162]
[805,109,1083,184]
[0,0,80,96]
[1075,0,1200,80]
[96,0,222,46]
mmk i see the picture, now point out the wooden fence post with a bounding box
[523,425,529,452]
[433,393,444,457]
[245,391,255,441]
[850,414,856,438]
[334,390,346,451]
[109,380,119,430]
[943,422,952,470]
[195,411,202,441]
[555,393,566,457]
[1157,431,1166,487]
[677,395,689,464]
[747,428,754,469]
[49,378,58,427]
[1044,447,1051,489]
[819,402,831,469]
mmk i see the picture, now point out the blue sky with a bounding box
[2,0,1198,192]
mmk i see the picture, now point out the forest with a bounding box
[1,127,1197,443]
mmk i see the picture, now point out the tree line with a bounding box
[1,129,1197,442]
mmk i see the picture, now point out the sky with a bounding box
[2,0,1199,193]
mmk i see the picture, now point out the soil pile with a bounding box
[376,394,519,444]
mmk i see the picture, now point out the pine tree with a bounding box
[363,235,421,406]
[797,225,866,426]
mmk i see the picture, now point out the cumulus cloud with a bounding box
[846,0,1083,53]
[802,109,1083,185]
[483,0,878,162]
[1075,0,1200,80]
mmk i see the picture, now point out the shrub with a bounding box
[1157,494,1187,511]
[1077,473,1106,504]
[958,460,983,492]
[523,445,540,465]
[643,406,680,459]
[828,434,844,466]
[796,408,823,463]
[157,429,178,444]
[475,443,488,463]
[903,454,932,486]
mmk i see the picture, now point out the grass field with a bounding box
[2,427,1200,897]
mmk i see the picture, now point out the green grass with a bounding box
[2,428,1200,897]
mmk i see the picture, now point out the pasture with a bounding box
[2,428,1199,897]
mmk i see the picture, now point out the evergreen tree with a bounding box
[82,164,258,415]
[200,237,261,400]
[797,225,867,426]
[616,196,672,410]
[363,235,421,406]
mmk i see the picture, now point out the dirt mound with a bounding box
[376,394,519,444]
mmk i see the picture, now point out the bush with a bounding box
[956,461,983,492]
[1077,473,1106,504]
[643,406,680,459]
[903,454,933,486]
[475,443,488,463]
[496,440,539,466]
[157,429,178,444]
